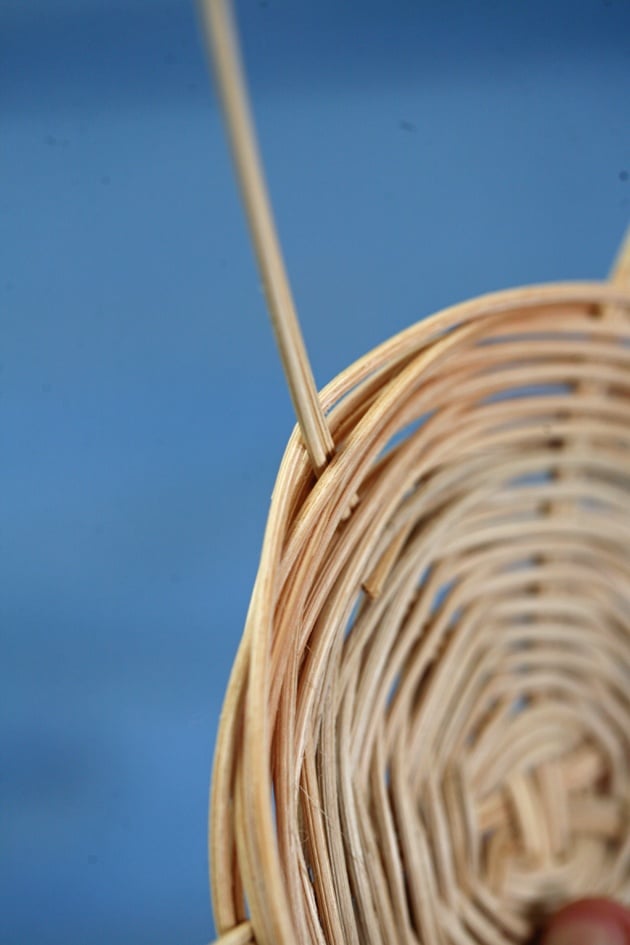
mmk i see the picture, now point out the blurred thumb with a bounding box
[544,900,630,945]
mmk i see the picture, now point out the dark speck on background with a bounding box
[399,119,416,133]
[620,170,628,181]
[45,134,69,147]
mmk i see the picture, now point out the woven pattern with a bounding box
[210,282,630,945]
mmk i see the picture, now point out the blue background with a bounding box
[1,1,629,943]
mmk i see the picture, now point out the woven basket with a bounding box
[200,5,630,945]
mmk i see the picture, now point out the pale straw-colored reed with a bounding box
[199,4,630,945]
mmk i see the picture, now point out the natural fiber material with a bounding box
[210,280,630,945]
[198,4,630,944]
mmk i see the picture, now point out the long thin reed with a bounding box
[199,0,334,473]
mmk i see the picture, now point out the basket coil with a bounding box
[210,280,630,945]
[199,4,630,945]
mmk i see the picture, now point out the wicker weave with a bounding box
[210,280,630,945]
[199,4,630,945]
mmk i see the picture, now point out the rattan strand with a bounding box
[209,280,630,945]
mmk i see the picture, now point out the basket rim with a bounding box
[210,277,630,945]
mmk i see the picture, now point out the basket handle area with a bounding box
[198,0,334,474]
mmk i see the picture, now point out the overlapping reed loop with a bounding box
[199,4,630,945]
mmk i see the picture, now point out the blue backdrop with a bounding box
[2,1,629,943]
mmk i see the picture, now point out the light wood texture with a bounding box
[208,278,630,945]
[198,0,334,473]
[199,4,630,945]
[611,228,630,285]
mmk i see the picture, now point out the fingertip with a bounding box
[543,899,630,945]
